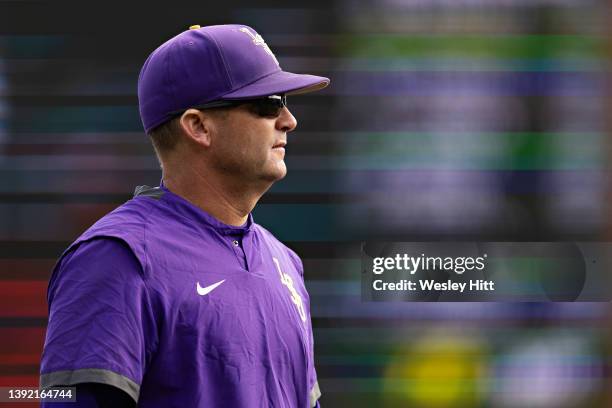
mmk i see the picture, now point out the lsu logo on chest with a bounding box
[272,257,307,323]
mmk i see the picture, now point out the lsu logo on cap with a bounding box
[239,27,280,66]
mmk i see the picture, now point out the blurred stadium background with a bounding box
[1,0,611,407]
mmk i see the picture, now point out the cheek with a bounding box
[216,125,248,158]
[236,136,262,160]
[225,135,265,168]
[215,117,274,166]
[243,132,272,162]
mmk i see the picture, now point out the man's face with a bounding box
[207,102,298,184]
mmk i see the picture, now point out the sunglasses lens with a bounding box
[247,95,286,117]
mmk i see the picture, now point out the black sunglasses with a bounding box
[171,95,287,118]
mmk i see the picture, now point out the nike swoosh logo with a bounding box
[196,280,226,296]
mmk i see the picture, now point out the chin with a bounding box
[268,169,287,182]
[260,162,287,182]
[275,162,288,180]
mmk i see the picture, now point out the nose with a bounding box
[276,107,297,133]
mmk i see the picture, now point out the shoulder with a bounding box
[48,237,146,306]
[59,238,141,275]
[56,194,165,279]
[84,194,161,237]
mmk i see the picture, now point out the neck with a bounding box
[162,162,270,227]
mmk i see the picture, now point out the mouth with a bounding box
[272,141,287,149]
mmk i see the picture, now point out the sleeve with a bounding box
[39,238,159,403]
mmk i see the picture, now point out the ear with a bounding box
[178,109,214,148]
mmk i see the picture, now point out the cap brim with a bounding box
[220,70,329,99]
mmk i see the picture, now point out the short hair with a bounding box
[147,117,182,157]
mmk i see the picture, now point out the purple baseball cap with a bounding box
[138,24,330,132]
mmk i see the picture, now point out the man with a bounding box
[40,24,329,407]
